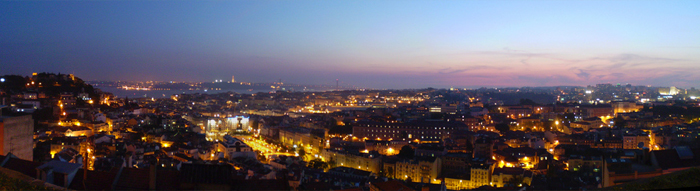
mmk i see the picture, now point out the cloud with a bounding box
[576,69,591,79]
[520,56,532,66]
[435,64,501,75]
[609,73,625,78]
[438,67,469,74]
[515,74,579,86]
[608,63,626,69]
[609,54,685,63]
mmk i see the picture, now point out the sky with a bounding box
[2,0,700,89]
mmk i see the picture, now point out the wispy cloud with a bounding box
[575,69,591,79]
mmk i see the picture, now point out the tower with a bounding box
[336,79,339,91]
[231,75,235,83]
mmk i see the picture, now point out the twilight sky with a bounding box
[2,0,700,89]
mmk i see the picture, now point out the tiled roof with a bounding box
[652,148,700,170]
[493,167,526,176]
[69,168,119,190]
[179,163,232,184]
[114,168,150,190]
[36,160,82,174]
[3,158,42,178]
[372,180,414,191]
[230,179,291,190]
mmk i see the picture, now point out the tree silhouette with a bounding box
[308,158,329,170]
[495,123,510,133]
[505,175,525,187]
[386,167,394,178]
[398,145,415,159]
[298,148,306,159]
[520,99,538,105]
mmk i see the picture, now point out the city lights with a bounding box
[4,1,700,187]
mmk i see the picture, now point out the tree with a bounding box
[329,123,353,135]
[495,123,510,133]
[505,175,525,187]
[298,148,306,159]
[256,151,267,162]
[328,156,337,168]
[613,116,627,128]
[308,158,329,170]
[398,145,415,159]
[386,166,395,178]
[520,98,538,105]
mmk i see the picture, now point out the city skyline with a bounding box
[2,0,700,88]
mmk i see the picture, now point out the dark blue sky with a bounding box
[2,1,700,88]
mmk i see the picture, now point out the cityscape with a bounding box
[2,1,700,191]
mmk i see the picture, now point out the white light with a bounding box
[0,78,4,82]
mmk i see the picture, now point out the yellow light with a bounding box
[88,100,94,104]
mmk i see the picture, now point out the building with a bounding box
[623,133,651,150]
[612,101,643,115]
[578,105,614,118]
[393,157,442,184]
[352,121,468,141]
[567,155,603,172]
[443,158,496,191]
[650,146,700,174]
[59,93,76,109]
[414,143,447,157]
[493,147,541,170]
[602,158,662,187]
[214,135,255,160]
[0,113,34,160]
[443,174,470,190]
[279,127,324,155]
[473,137,494,159]
[321,149,382,174]
[441,153,471,176]
[364,140,407,156]
[470,158,495,189]
[370,180,414,191]
[658,87,679,95]
[86,122,111,134]
[204,116,249,140]
[491,167,533,187]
